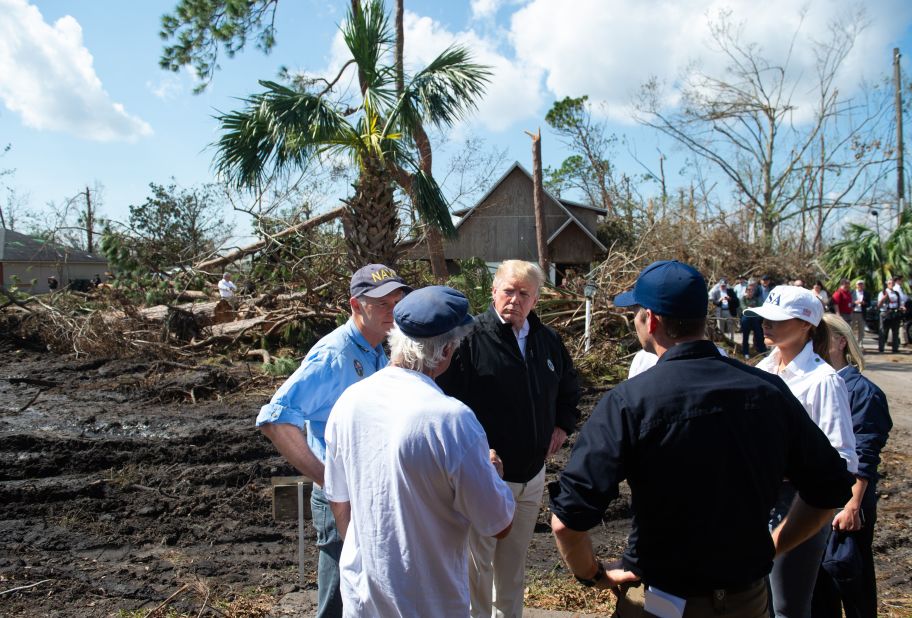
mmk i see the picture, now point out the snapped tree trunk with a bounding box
[526,128,549,274]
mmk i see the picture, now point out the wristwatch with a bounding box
[575,560,606,587]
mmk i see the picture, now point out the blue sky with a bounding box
[2,0,912,242]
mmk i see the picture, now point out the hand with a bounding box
[596,559,641,593]
[547,427,568,457]
[833,507,863,532]
[489,449,504,478]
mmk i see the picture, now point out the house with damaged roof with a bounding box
[0,228,108,293]
[401,162,607,282]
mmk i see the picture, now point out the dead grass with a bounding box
[524,570,617,615]
[880,597,912,618]
[116,584,275,618]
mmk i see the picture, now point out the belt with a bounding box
[648,577,764,600]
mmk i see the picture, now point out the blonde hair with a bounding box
[493,260,545,291]
[822,313,865,371]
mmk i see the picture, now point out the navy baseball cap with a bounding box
[394,286,474,338]
[350,264,412,298]
[613,260,708,318]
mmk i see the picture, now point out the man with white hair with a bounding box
[218,272,237,299]
[438,259,581,617]
[324,286,515,617]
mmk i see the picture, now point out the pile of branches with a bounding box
[0,281,347,361]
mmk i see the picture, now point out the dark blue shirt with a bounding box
[838,365,892,509]
[550,340,853,596]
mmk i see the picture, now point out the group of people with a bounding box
[831,276,909,354]
[713,274,909,358]
[256,259,892,618]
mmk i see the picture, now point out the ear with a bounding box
[349,296,361,314]
[646,310,660,334]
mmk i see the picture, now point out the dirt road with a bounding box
[0,339,909,617]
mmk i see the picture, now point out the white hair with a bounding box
[388,321,475,374]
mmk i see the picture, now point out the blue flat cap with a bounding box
[613,260,708,318]
[394,286,474,338]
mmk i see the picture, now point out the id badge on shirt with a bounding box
[644,586,686,618]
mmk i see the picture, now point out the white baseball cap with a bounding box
[743,285,823,326]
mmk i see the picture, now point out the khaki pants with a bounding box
[614,579,768,618]
[469,465,546,618]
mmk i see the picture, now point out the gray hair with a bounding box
[388,321,475,374]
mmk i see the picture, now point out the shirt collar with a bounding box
[767,340,820,378]
[345,318,383,356]
[837,365,857,379]
[655,339,721,363]
[492,305,530,338]
[387,365,444,392]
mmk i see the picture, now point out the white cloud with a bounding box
[509,0,912,125]
[147,75,182,101]
[470,0,505,21]
[402,12,544,132]
[0,0,152,141]
[321,10,544,134]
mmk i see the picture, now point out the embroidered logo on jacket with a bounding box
[547,359,555,372]
[353,359,364,377]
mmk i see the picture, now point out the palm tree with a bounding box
[824,208,912,290]
[213,0,490,271]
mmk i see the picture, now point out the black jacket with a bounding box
[550,341,853,596]
[712,287,740,313]
[437,305,581,483]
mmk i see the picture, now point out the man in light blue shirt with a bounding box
[256,264,410,618]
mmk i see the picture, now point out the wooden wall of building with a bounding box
[444,167,594,262]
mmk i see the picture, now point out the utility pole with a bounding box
[524,128,549,275]
[84,186,94,253]
[895,48,905,226]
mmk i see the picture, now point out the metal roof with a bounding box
[0,227,108,264]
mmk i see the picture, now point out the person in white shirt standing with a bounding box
[744,285,857,618]
[876,277,905,353]
[324,286,515,618]
[218,272,237,299]
[850,279,871,347]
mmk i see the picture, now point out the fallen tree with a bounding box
[195,206,345,272]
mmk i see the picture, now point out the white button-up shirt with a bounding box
[758,341,858,474]
[495,312,530,358]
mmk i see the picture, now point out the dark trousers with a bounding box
[741,316,767,357]
[615,579,769,617]
[878,316,900,352]
[811,508,878,618]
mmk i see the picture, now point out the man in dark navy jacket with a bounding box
[438,259,580,618]
[549,260,853,617]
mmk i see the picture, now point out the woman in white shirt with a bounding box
[744,285,857,618]
[812,280,829,307]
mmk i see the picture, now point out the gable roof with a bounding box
[453,162,608,252]
[0,227,108,264]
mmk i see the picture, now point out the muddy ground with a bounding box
[1,336,910,617]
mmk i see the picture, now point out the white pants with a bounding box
[469,465,546,618]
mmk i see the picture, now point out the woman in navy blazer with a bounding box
[813,314,893,618]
